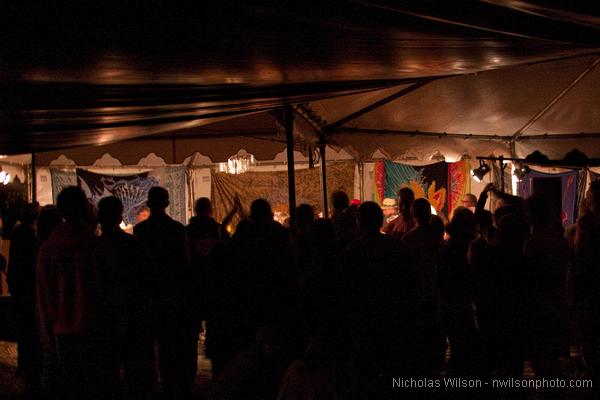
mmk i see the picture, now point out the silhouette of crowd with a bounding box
[5,182,600,399]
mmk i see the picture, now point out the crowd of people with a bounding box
[5,181,600,399]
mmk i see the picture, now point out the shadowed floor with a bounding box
[0,337,213,399]
[0,340,593,399]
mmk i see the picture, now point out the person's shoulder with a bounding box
[115,228,143,242]
[401,226,418,240]
[170,217,186,232]
[92,234,114,249]
[118,230,151,254]
[10,224,27,236]
[133,219,150,234]
[577,214,600,230]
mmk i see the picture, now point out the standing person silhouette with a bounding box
[98,196,156,399]
[340,201,420,389]
[575,180,600,391]
[36,186,117,400]
[7,203,41,397]
[134,186,192,399]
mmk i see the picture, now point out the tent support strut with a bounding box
[285,105,297,230]
[31,152,37,203]
[319,141,328,218]
[511,56,600,141]
[326,79,434,130]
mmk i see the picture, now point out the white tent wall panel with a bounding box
[36,167,53,206]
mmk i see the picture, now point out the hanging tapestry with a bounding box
[576,169,588,219]
[48,166,186,225]
[76,166,186,225]
[589,170,600,183]
[517,169,577,228]
[374,160,471,216]
[211,161,355,223]
[50,169,78,204]
[448,160,472,212]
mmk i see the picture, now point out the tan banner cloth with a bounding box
[211,161,355,223]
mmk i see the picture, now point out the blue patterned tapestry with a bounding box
[51,166,186,225]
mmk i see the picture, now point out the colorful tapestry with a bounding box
[374,160,471,216]
[517,169,577,227]
[448,160,472,212]
[51,166,186,225]
[211,161,355,223]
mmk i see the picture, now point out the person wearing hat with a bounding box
[381,197,399,228]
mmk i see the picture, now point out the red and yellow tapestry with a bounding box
[374,160,471,216]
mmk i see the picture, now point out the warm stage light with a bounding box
[471,161,490,182]
[513,163,530,182]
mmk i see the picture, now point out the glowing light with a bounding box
[219,152,256,174]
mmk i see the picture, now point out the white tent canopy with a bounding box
[305,54,600,160]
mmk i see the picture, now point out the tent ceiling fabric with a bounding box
[2,1,600,155]
[316,55,600,136]
[525,60,600,135]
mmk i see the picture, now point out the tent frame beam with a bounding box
[336,128,510,141]
[511,56,600,141]
[284,105,297,230]
[516,133,600,140]
[325,79,435,130]
[338,128,600,142]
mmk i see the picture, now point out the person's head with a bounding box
[37,205,62,244]
[194,197,212,217]
[57,186,91,223]
[397,187,415,216]
[296,204,315,233]
[496,213,529,247]
[21,202,40,227]
[446,207,476,240]
[250,198,273,223]
[461,193,477,208]
[381,198,397,218]
[524,196,550,228]
[358,201,384,235]
[411,198,432,226]
[587,180,600,214]
[97,196,123,229]
[331,191,350,211]
[493,204,521,226]
[146,186,169,213]
[136,206,150,223]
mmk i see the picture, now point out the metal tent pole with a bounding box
[31,152,37,203]
[319,141,328,218]
[285,105,297,230]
